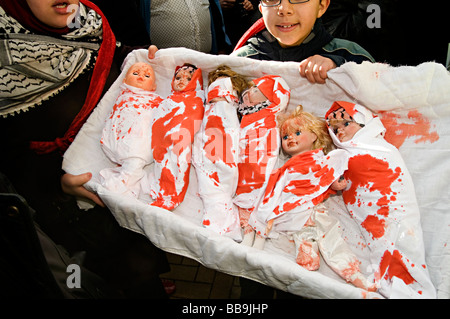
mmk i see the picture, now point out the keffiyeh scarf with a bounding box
[0,0,115,154]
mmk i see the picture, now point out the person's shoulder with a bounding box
[232,44,259,58]
[323,38,375,63]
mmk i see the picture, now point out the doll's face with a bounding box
[327,108,362,142]
[240,85,268,107]
[173,66,196,92]
[26,0,80,29]
[124,63,156,91]
[281,118,317,157]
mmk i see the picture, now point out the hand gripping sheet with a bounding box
[192,77,242,241]
[99,83,163,197]
[234,75,290,210]
[149,67,205,210]
[63,48,450,299]
[325,101,436,298]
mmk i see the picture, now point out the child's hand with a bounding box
[61,172,105,207]
[148,45,159,59]
[299,55,336,84]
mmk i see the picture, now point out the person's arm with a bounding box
[61,173,105,207]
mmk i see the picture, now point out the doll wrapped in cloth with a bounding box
[192,65,250,241]
[233,75,290,245]
[100,63,163,197]
[149,64,205,210]
[326,101,436,298]
[248,105,375,291]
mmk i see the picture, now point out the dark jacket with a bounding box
[233,19,374,66]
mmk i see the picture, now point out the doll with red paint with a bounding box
[247,105,374,291]
[192,65,250,241]
[326,101,436,298]
[149,63,205,210]
[233,75,290,245]
[100,62,163,197]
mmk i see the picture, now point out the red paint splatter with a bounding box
[378,250,415,285]
[203,115,236,167]
[361,215,386,239]
[379,110,439,149]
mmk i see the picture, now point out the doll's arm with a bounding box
[148,45,159,59]
[330,175,347,191]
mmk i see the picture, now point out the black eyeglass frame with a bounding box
[260,0,310,7]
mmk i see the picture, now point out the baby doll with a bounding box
[192,65,250,241]
[149,64,205,210]
[233,75,290,246]
[326,101,436,298]
[100,62,163,197]
[248,105,374,291]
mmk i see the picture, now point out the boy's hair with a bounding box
[208,65,251,96]
[278,105,333,155]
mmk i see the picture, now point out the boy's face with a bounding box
[259,0,329,48]
[124,63,156,91]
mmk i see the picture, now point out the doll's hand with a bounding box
[148,45,159,59]
[331,176,347,191]
[299,55,336,84]
[61,173,105,207]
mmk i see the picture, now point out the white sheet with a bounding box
[62,48,450,299]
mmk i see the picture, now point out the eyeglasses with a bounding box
[260,0,310,7]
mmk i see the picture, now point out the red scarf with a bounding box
[0,0,116,155]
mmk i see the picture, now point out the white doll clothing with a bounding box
[149,67,205,210]
[248,148,349,237]
[326,101,436,298]
[100,83,163,196]
[234,75,290,211]
[192,77,242,241]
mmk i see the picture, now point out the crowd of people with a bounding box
[0,0,446,299]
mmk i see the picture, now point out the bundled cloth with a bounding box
[63,48,450,299]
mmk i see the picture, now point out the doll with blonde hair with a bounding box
[248,105,375,291]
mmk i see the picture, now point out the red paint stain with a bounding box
[203,115,236,167]
[378,250,415,285]
[343,154,402,239]
[361,215,385,239]
[379,110,439,149]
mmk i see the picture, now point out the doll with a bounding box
[248,105,374,291]
[192,65,250,241]
[100,62,163,197]
[233,75,290,246]
[149,64,205,210]
[326,101,436,298]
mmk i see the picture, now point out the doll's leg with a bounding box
[314,207,376,291]
[293,226,320,271]
[238,207,255,246]
[100,158,147,197]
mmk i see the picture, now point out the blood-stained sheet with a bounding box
[62,48,450,299]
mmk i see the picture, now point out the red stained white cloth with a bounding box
[192,77,242,241]
[234,75,290,210]
[149,67,205,210]
[325,101,436,298]
[99,83,163,196]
